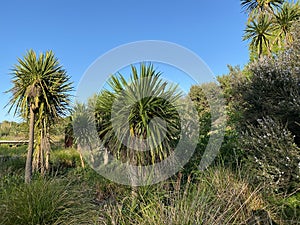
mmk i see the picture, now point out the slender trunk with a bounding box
[25,107,35,183]
[259,41,262,58]
[32,140,38,172]
[45,147,50,171]
[130,165,138,209]
[46,150,50,171]
[77,143,85,168]
[129,140,138,207]
[79,152,85,168]
[44,126,50,172]
[40,130,45,176]
[103,148,108,165]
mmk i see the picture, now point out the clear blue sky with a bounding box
[0,0,249,122]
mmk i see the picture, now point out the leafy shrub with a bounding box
[241,117,300,194]
[279,192,300,222]
[93,64,182,167]
[237,19,300,146]
[189,80,245,169]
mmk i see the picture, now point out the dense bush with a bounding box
[238,20,300,145]
[240,59,300,143]
[278,192,300,221]
[241,117,300,194]
[189,79,244,169]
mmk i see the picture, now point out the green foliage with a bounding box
[241,0,284,17]
[50,148,82,174]
[6,49,74,181]
[227,33,300,193]
[72,103,95,149]
[0,146,27,178]
[238,44,300,145]
[1,145,300,224]
[278,192,300,220]
[0,145,27,157]
[189,84,211,149]
[216,66,251,166]
[7,49,73,120]
[242,0,300,59]
[241,118,300,194]
[0,121,11,137]
[0,121,28,139]
[0,178,98,225]
[243,14,274,58]
[0,156,25,178]
[185,84,211,173]
[104,168,275,225]
[273,2,300,46]
[94,63,182,166]
[189,76,245,169]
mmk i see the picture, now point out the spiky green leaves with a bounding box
[7,49,73,123]
[95,64,182,165]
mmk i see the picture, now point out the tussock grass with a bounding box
[0,178,99,225]
[102,168,276,225]
[0,147,299,224]
[0,145,27,157]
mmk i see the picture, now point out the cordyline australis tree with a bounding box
[242,0,300,59]
[6,50,73,183]
[92,63,182,188]
[95,64,182,166]
[241,0,284,18]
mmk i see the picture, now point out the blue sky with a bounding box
[0,0,249,122]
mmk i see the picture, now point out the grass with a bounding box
[103,168,274,225]
[50,148,82,174]
[0,145,27,157]
[0,177,99,225]
[0,146,26,178]
[0,146,299,224]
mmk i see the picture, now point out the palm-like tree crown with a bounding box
[241,0,284,17]
[273,2,300,45]
[95,64,182,165]
[6,49,73,183]
[243,14,274,57]
[241,0,300,59]
[7,49,73,122]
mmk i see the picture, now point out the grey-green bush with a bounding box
[241,117,300,194]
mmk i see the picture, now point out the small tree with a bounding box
[241,0,300,59]
[241,0,284,18]
[6,50,73,183]
[95,64,182,166]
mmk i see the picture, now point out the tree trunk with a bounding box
[77,143,85,168]
[44,126,51,172]
[45,146,50,171]
[79,151,85,168]
[259,42,262,58]
[32,142,40,172]
[40,131,45,176]
[103,148,108,165]
[25,107,35,183]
